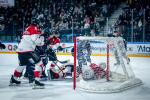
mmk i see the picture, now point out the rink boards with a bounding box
[0,42,150,58]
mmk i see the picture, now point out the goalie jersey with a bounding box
[77,40,91,73]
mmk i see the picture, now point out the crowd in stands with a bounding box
[113,0,150,42]
[0,0,123,42]
[2,0,149,42]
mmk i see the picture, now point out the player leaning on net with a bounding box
[73,39,107,80]
[9,18,45,89]
[112,31,130,65]
[76,40,92,75]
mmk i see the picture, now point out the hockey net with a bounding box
[73,36,142,93]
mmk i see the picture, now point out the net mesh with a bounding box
[75,36,142,93]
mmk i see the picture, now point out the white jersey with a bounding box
[17,25,44,53]
[17,35,44,52]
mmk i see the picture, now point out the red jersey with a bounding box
[23,25,42,35]
[48,37,60,45]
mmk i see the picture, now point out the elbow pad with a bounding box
[31,35,44,46]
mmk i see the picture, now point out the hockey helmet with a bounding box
[99,62,106,70]
[31,17,39,25]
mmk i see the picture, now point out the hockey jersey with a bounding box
[48,36,60,50]
[17,25,44,53]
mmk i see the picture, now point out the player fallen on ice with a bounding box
[82,63,107,80]
[9,18,45,89]
[39,32,73,80]
[71,41,107,80]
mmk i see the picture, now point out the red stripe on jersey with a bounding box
[34,71,41,78]
[14,70,21,77]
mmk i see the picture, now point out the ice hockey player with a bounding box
[46,33,64,79]
[23,29,52,82]
[35,45,48,80]
[23,18,49,82]
[23,44,48,82]
[112,31,130,65]
[90,63,107,79]
[9,18,45,89]
[76,40,92,75]
[46,45,73,80]
[71,40,107,80]
[82,62,106,80]
[47,32,61,64]
[70,40,92,77]
[24,31,64,81]
[46,32,74,80]
[47,61,74,80]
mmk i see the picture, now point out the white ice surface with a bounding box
[0,54,150,100]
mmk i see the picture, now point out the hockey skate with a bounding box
[114,62,120,66]
[127,58,130,64]
[47,69,55,80]
[32,80,45,89]
[40,71,47,81]
[9,75,21,86]
[28,75,34,85]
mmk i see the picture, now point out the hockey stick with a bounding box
[62,46,73,49]
[52,61,73,78]
[57,59,69,64]
[53,61,64,74]
[52,46,73,52]
[46,52,69,64]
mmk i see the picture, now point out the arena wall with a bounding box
[0,42,150,57]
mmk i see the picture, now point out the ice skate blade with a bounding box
[40,78,48,81]
[32,85,45,89]
[9,83,20,86]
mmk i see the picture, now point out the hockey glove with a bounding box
[0,43,6,49]
[57,46,63,51]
